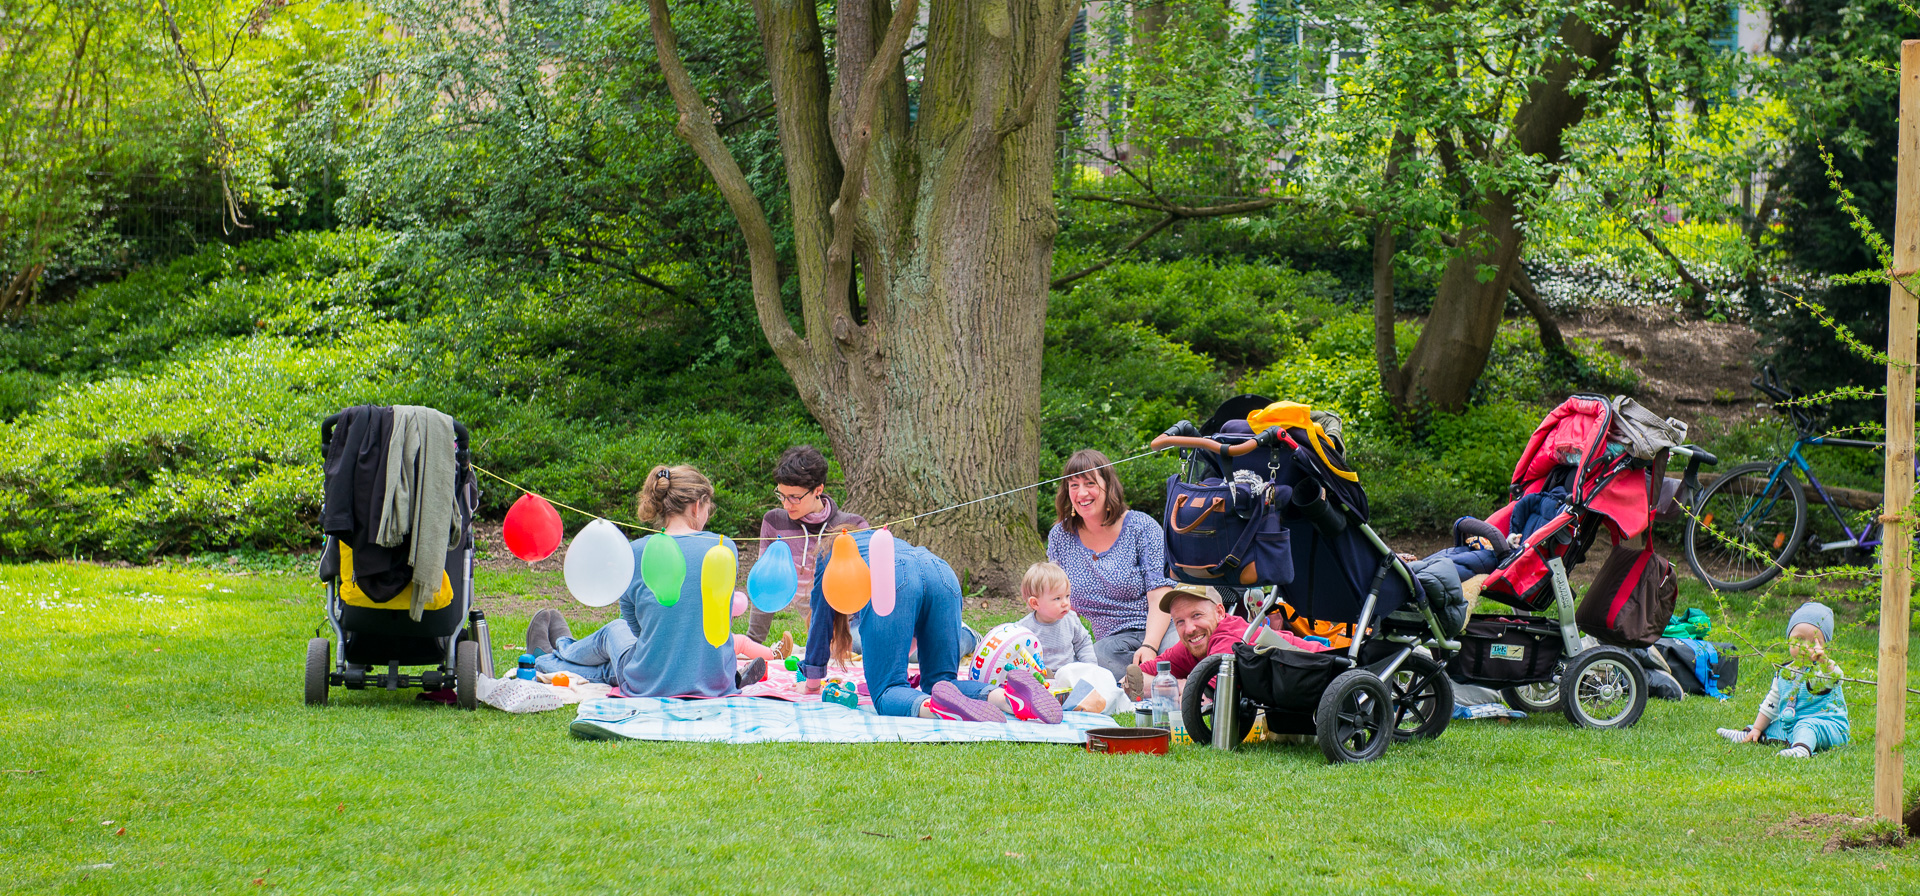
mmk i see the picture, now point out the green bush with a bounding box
[0,229,406,421]
[1236,310,1413,441]
[0,332,392,558]
[1049,258,1345,371]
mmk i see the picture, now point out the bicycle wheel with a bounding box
[1684,462,1806,591]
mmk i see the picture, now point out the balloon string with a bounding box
[470,448,1163,542]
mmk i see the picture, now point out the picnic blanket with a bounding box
[568,696,1111,745]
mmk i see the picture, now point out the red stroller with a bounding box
[1441,394,1715,729]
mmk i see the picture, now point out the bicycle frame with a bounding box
[1749,435,1893,553]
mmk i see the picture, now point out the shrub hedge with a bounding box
[0,232,1698,559]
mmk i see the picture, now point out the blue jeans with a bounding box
[859,543,990,717]
[847,616,980,664]
[534,619,636,685]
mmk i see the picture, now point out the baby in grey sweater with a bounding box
[1016,562,1097,672]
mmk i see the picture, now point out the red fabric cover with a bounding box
[1491,396,1652,541]
[1510,397,1609,487]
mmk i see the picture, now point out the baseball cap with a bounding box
[1158,583,1222,613]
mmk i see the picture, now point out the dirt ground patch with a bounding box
[1563,306,1767,429]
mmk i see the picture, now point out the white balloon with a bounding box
[563,519,636,608]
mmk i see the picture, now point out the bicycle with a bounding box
[1682,365,1905,591]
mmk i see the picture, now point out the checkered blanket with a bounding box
[568,696,1110,745]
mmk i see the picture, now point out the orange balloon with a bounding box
[820,531,872,614]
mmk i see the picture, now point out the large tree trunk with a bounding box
[1386,0,1642,411]
[651,0,1076,591]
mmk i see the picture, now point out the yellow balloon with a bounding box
[700,543,737,648]
[821,531,872,614]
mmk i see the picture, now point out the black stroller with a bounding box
[304,406,486,709]
[1152,396,1468,763]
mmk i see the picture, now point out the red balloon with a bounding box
[502,494,564,562]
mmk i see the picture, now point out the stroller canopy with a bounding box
[1487,395,1655,541]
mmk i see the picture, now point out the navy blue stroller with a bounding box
[1152,396,1467,762]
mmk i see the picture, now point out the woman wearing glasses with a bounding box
[744,446,868,649]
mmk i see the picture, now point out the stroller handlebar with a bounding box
[1152,422,1297,457]
[1669,444,1717,494]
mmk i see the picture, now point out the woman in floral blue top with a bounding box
[1045,449,1176,679]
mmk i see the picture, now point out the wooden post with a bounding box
[1875,39,1920,825]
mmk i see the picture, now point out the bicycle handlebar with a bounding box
[1670,444,1717,494]
[1753,364,1818,434]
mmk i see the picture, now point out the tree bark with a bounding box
[1373,130,1414,407]
[652,0,1077,591]
[1387,0,1643,411]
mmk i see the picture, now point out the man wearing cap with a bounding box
[1122,584,1250,700]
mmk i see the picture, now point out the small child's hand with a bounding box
[1742,726,1762,744]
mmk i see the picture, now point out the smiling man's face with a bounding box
[1168,594,1224,658]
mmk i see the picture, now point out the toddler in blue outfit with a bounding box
[1716,602,1849,758]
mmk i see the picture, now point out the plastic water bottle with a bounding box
[1152,661,1178,730]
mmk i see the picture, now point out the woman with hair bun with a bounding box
[526,464,762,696]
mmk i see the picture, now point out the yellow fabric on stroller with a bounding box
[337,544,454,611]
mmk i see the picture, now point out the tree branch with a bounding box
[1050,213,1176,289]
[820,0,919,338]
[996,0,1081,138]
[647,0,802,359]
[1064,192,1281,217]
[1508,265,1569,356]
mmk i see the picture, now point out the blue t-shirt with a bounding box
[1046,510,1175,640]
[617,532,739,698]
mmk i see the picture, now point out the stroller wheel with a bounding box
[1388,653,1452,742]
[455,640,480,711]
[1561,646,1647,729]
[1181,654,1257,748]
[1315,670,1393,763]
[1501,681,1562,714]
[304,637,331,707]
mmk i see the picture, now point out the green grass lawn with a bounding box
[3,561,1916,895]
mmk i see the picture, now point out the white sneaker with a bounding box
[1776,744,1813,758]
[1716,727,1748,743]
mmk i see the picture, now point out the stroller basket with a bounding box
[1446,615,1565,685]
[1231,642,1347,715]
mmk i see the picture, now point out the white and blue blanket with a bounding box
[568,696,1110,745]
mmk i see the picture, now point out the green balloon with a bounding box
[640,534,686,606]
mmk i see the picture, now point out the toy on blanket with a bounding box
[964,623,1048,687]
[821,680,859,708]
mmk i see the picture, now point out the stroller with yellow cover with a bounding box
[1153,397,1468,762]
[304,406,485,709]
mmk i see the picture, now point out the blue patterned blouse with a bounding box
[1045,510,1175,641]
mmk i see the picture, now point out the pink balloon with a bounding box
[502,494,563,562]
[731,590,748,618]
[869,528,896,616]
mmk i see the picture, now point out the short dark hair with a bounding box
[1054,448,1126,533]
[774,445,830,489]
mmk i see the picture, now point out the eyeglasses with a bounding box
[773,488,819,505]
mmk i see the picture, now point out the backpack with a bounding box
[1575,537,1679,648]
[1163,474,1295,587]
[1574,450,1679,648]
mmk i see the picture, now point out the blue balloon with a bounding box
[746,539,800,612]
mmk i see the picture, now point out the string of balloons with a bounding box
[478,449,1159,622]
